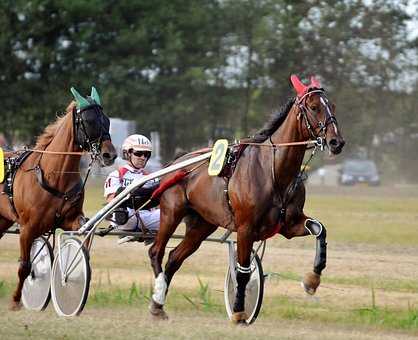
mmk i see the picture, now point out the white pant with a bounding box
[115,208,160,232]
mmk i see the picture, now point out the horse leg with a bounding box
[165,216,217,287]
[281,214,327,295]
[150,215,216,319]
[0,216,14,239]
[62,212,92,249]
[148,191,187,320]
[10,227,33,310]
[232,228,254,324]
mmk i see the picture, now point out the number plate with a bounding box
[208,139,228,176]
[0,148,4,183]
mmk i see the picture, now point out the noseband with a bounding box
[73,104,110,156]
[296,89,339,143]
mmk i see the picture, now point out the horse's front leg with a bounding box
[62,212,87,232]
[281,214,327,295]
[10,226,33,310]
[232,227,254,324]
[61,211,95,249]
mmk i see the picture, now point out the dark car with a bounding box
[339,159,380,186]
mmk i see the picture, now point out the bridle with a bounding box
[73,103,111,158]
[265,89,340,225]
[296,89,339,145]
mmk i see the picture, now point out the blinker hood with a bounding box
[70,86,102,110]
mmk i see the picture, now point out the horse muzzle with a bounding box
[328,137,345,155]
[100,139,117,166]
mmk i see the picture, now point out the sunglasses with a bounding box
[132,150,151,158]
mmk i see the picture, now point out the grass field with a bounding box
[0,182,417,339]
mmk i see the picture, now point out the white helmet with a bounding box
[121,134,152,159]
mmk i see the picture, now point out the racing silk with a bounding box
[104,164,160,232]
[104,164,158,198]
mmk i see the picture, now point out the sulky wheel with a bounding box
[224,253,264,324]
[22,236,53,311]
[51,236,91,316]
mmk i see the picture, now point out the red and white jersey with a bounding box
[104,164,157,198]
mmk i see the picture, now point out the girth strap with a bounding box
[34,165,82,201]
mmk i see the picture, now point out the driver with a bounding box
[104,134,160,243]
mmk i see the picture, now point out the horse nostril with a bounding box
[102,152,111,159]
[329,139,338,147]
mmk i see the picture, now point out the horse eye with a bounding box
[311,106,318,112]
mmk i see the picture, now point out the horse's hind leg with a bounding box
[10,226,33,310]
[280,213,327,295]
[150,214,217,319]
[165,215,217,286]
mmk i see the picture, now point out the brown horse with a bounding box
[148,75,345,322]
[0,87,117,310]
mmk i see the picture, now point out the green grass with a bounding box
[305,193,418,245]
[353,306,418,330]
[3,184,418,337]
[89,282,151,307]
[266,271,418,293]
[86,279,418,330]
[1,274,417,333]
[262,292,418,330]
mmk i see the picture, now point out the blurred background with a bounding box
[0,0,417,184]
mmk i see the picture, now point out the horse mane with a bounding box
[249,97,296,143]
[35,101,75,150]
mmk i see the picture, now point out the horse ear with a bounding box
[70,87,90,110]
[90,86,102,106]
[290,75,307,97]
[310,76,321,89]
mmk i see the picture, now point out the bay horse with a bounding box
[0,87,117,310]
[148,75,345,323]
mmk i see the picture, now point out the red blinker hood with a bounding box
[290,75,321,98]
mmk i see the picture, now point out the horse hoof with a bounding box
[231,311,248,325]
[149,299,168,320]
[9,300,22,311]
[301,272,321,295]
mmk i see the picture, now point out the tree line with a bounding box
[1,0,417,180]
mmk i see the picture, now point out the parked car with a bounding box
[339,159,380,186]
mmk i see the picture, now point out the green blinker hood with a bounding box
[90,86,101,106]
[70,86,102,109]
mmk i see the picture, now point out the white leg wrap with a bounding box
[152,272,167,305]
[236,263,252,274]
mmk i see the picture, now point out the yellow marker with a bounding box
[0,147,4,183]
[208,139,229,176]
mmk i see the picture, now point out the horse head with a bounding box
[291,75,345,155]
[71,87,117,166]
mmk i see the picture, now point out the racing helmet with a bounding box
[121,134,152,159]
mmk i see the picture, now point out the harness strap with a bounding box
[34,165,83,201]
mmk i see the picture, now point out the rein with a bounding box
[236,140,318,148]
[8,148,88,156]
[25,149,87,155]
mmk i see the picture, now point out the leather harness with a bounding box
[3,151,83,225]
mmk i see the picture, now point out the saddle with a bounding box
[220,134,268,178]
